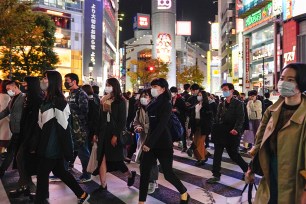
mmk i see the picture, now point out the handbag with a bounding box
[110,113,133,145]
[86,142,98,173]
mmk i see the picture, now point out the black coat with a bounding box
[145,93,172,149]
[96,99,126,162]
[172,96,187,124]
[190,103,213,136]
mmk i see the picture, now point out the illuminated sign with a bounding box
[272,0,282,16]
[245,2,272,28]
[239,0,265,16]
[133,13,150,30]
[283,20,298,65]
[245,38,250,88]
[283,0,293,20]
[292,0,306,18]
[176,21,191,36]
[157,0,172,10]
[156,33,172,63]
[211,23,219,50]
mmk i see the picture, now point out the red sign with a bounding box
[283,20,299,66]
[138,16,149,28]
[245,38,250,88]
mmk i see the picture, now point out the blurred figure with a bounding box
[170,86,187,152]
[93,78,136,191]
[248,63,306,204]
[139,78,189,204]
[0,80,11,154]
[92,85,100,102]
[35,71,90,204]
[181,83,191,101]
[0,81,25,178]
[263,92,273,113]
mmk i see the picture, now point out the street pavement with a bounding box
[0,143,260,204]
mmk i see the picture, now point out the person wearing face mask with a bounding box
[187,91,213,166]
[170,87,187,152]
[139,78,189,204]
[64,73,91,183]
[207,83,248,184]
[93,78,136,191]
[0,80,11,155]
[246,63,306,204]
[0,81,25,178]
[133,89,159,194]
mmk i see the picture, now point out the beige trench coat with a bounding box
[251,95,306,204]
[0,93,11,141]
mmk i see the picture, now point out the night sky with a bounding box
[118,0,218,45]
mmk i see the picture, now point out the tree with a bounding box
[177,65,205,85]
[0,0,58,81]
[127,59,169,88]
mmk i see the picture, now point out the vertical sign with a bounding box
[83,0,103,80]
[283,20,298,66]
[207,51,211,92]
[211,23,220,50]
[245,38,250,88]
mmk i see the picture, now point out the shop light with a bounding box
[47,10,63,16]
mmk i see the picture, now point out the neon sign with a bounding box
[245,2,272,28]
[157,0,172,10]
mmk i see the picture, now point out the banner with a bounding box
[245,38,250,88]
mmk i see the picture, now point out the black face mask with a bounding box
[64,82,72,90]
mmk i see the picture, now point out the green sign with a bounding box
[245,2,272,28]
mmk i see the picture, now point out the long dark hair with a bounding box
[200,90,209,110]
[283,63,306,92]
[106,78,124,101]
[24,76,43,106]
[150,78,171,100]
[1,80,10,94]
[44,70,65,102]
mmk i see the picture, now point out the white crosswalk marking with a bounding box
[0,144,257,204]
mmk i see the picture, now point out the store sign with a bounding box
[245,38,250,88]
[211,23,219,50]
[157,0,172,10]
[283,20,298,65]
[239,0,265,15]
[83,0,103,77]
[292,0,306,18]
[252,43,274,61]
[133,13,150,30]
[272,0,282,16]
[245,2,272,28]
[282,0,293,20]
[156,33,172,63]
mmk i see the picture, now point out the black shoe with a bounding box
[206,152,212,158]
[29,192,36,200]
[98,185,107,191]
[127,171,136,186]
[0,169,4,179]
[186,148,193,157]
[180,193,190,204]
[124,158,131,164]
[9,186,30,198]
[194,160,206,166]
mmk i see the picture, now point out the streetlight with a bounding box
[88,61,94,84]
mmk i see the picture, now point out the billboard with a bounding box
[133,13,151,30]
[283,20,298,66]
[245,38,250,88]
[283,0,293,20]
[244,2,273,29]
[239,0,265,16]
[83,0,103,79]
[292,0,306,18]
[211,23,219,50]
[156,33,172,63]
[176,21,191,36]
[272,0,282,16]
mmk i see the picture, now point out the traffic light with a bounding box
[147,66,154,72]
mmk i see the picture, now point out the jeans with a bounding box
[77,138,91,178]
[212,143,248,178]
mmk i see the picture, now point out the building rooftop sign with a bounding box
[238,0,270,18]
[244,2,272,29]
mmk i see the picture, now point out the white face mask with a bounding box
[7,90,15,97]
[278,81,299,97]
[40,81,48,91]
[140,97,149,106]
[197,96,203,102]
[105,86,113,94]
[151,88,160,98]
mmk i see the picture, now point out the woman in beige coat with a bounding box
[248,63,306,204]
[0,80,11,153]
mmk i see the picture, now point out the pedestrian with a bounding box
[0,81,25,178]
[93,77,136,191]
[133,88,159,194]
[9,77,43,199]
[263,92,273,113]
[35,70,90,204]
[170,86,187,152]
[139,78,189,204]
[65,73,91,182]
[181,83,191,101]
[0,80,11,154]
[187,91,213,166]
[247,63,306,204]
[207,83,248,184]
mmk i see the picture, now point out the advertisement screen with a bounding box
[176,21,191,36]
[156,33,172,63]
[211,23,219,50]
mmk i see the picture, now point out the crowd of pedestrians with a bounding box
[0,62,305,204]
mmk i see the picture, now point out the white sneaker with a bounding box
[147,181,158,194]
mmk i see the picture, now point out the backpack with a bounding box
[169,113,184,142]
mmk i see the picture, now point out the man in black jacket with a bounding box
[207,83,248,184]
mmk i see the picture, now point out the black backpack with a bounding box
[169,113,184,142]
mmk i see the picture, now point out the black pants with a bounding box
[35,157,84,203]
[0,133,19,172]
[212,143,248,178]
[139,149,187,201]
